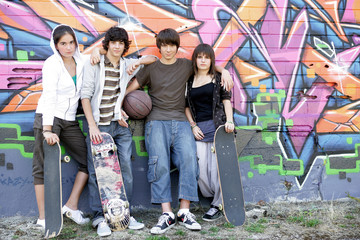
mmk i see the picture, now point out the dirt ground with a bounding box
[1,200,360,240]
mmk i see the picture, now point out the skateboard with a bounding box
[91,132,130,231]
[214,125,245,226]
[44,140,62,238]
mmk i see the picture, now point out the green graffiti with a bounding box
[132,136,148,157]
[325,143,360,175]
[247,171,254,178]
[347,137,353,145]
[16,50,28,62]
[239,154,304,176]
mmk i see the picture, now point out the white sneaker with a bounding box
[128,216,145,230]
[35,218,45,230]
[97,220,111,237]
[62,205,90,225]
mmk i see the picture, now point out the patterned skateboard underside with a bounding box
[214,125,245,226]
[44,141,63,238]
[91,132,130,231]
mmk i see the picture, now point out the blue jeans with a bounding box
[145,120,199,203]
[87,121,133,221]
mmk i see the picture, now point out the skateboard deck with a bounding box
[214,125,245,226]
[44,140,62,238]
[91,132,130,231]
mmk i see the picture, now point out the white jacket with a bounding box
[81,55,144,124]
[36,24,88,125]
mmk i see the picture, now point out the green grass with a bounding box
[344,214,355,219]
[145,236,170,240]
[286,211,320,228]
[223,222,235,228]
[245,222,266,233]
[305,219,320,227]
[175,229,186,236]
[56,226,78,239]
[209,226,220,233]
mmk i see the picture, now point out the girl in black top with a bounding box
[185,43,234,221]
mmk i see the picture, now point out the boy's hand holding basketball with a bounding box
[118,109,129,128]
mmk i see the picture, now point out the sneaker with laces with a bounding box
[150,213,176,234]
[177,211,201,230]
[202,206,223,221]
[62,205,90,225]
[129,216,145,230]
[96,220,111,237]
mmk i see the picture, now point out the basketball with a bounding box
[123,90,152,119]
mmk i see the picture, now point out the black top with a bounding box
[190,82,214,122]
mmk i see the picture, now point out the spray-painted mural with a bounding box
[0,0,360,217]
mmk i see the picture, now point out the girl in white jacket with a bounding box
[32,24,90,229]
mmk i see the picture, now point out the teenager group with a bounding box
[32,24,234,237]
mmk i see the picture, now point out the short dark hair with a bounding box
[156,28,180,50]
[102,27,131,56]
[53,25,77,48]
[191,43,216,75]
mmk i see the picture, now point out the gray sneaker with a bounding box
[128,216,145,230]
[96,220,111,237]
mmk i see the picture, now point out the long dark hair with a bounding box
[191,43,216,76]
[102,26,131,56]
[53,25,77,48]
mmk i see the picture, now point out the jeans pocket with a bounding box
[147,156,158,183]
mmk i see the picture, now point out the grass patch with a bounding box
[305,219,320,227]
[245,223,266,233]
[128,229,135,234]
[344,214,355,220]
[200,230,207,235]
[175,229,186,236]
[223,222,235,228]
[145,236,170,240]
[287,211,320,228]
[57,226,78,239]
[209,226,220,233]
[257,218,268,224]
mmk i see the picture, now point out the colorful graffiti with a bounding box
[0,0,360,216]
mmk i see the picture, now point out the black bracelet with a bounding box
[42,130,53,134]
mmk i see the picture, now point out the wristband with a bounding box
[42,130,53,134]
[189,121,196,127]
[191,125,197,129]
[226,121,234,124]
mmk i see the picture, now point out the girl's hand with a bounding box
[43,132,59,146]
[192,125,204,140]
[225,121,234,133]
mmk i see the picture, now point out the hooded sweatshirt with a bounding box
[36,24,86,126]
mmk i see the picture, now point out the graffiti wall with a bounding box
[0,0,359,217]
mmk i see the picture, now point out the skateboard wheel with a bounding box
[63,156,70,163]
[211,146,215,153]
[92,148,97,156]
[65,211,72,218]
[218,204,223,211]
[113,144,117,152]
[125,201,129,208]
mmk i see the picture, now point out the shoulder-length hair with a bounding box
[191,43,216,76]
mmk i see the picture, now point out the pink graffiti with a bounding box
[59,0,99,37]
[0,1,51,39]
